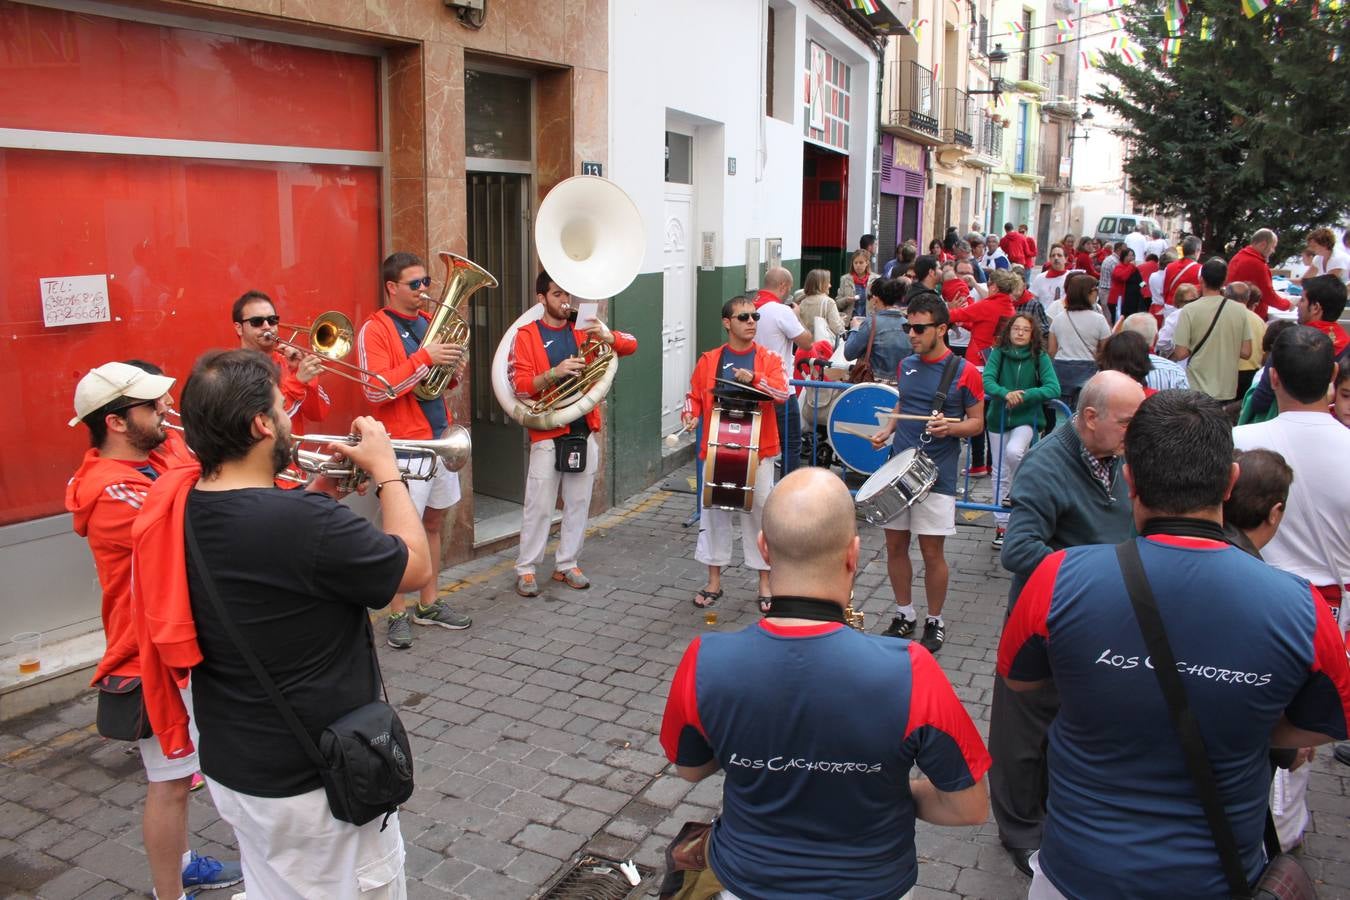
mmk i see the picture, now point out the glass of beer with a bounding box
[703,611,718,626]
[13,632,41,674]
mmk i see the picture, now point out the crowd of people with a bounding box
[62,222,1350,898]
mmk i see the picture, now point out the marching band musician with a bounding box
[65,360,243,899]
[509,270,638,598]
[356,251,471,648]
[682,296,789,613]
[232,290,330,435]
[867,291,985,655]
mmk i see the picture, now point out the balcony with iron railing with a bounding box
[940,88,974,148]
[1012,135,1040,183]
[1039,143,1071,191]
[972,111,1004,163]
[883,59,940,140]
[1042,75,1078,116]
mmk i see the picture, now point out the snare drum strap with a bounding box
[929,354,962,417]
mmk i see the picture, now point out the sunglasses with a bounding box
[111,398,159,416]
[240,315,281,328]
[731,312,761,322]
[902,323,938,334]
[402,276,432,289]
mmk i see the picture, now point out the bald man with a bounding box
[753,267,813,472]
[660,469,990,900]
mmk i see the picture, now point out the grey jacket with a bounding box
[999,420,1134,609]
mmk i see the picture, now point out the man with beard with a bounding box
[132,349,432,897]
[66,361,242,900]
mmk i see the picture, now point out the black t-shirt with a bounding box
[185,487,408,797]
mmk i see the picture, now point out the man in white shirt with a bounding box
[1119,313,1190,391]
[753,267,814,472]
[1233,324,1350,836]
[1124,222,1149,262]
[1144,228,1169,261]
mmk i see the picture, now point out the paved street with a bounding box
[4,471,1350,899]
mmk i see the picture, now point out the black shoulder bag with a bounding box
[1186,296,1230,360]
[185,517,414,828]
[1115,540,1315,899]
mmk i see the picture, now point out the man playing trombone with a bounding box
[232,290,330,434]
[508,270,637,597]
[356,252,471,648]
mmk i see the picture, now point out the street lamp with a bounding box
[1068,108,1094,141]
[968,44,1009,99]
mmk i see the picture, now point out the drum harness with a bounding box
[910,353,962,458]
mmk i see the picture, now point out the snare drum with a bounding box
[827,382,899,475]
[702,405,763,511]
[854,448,939,526]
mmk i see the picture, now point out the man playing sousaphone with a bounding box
[509,270,638,598]
[682,296,788,613]
[869,291,984,653]
[356,251,471,648]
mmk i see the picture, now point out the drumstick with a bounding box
[665,422,696,448]
[834,422,884,441]
[874,412,963,424]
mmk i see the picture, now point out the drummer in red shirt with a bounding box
[682,296,788,613]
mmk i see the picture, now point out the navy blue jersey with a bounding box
[383,309,448,437]
[662,621,990,900]
[999,536,1350,899]
[718,346,757,380]
[535,319,580,367]
[892,350,984,495]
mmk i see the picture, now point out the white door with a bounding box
[661,188,694,435]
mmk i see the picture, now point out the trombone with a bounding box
[263,311,396,399]
[290,425,471,493]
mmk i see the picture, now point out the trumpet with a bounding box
[263,311,396,399]
[290,426,471,493]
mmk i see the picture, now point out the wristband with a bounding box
[375,476,407,498]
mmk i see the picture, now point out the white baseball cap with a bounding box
[69,362,176,427]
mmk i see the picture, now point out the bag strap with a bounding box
[1188,297,1229,359]
[931,353,962,416]
[184,514,331,772]
[863,312,877,361]
[1114,540,1254,899]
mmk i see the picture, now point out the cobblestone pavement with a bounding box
[4,471,1350,899]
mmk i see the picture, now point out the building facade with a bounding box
[0,0,607,651]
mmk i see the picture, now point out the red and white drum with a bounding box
[702,405,763,512]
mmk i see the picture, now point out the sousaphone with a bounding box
[491,176,644,430]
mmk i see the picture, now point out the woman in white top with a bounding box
[796,269,846,339]
[1048,273,1112,360]
[1307,227,1350,283]
[1028,245,1075,312]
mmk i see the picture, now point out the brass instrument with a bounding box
[844,603,865,631]
[289,426,471,493]
[412,252,498,401]
[263,311,396,398]
[524,311,616,417]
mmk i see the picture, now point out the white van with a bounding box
[1094,214,1161,244]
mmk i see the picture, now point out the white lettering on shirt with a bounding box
[726,752,883,775]
[1094,648,1271,686]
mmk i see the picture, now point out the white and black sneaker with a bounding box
[882,615,916,638]
[919,618,946,653]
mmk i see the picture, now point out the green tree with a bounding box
[1090,0,1349,258]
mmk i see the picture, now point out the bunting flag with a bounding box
[908,16,929,40]
[1241,0,1271,17]
[1161,36,1182,65]
[1108,12,1125,28]
[1056,17,1074,31]
[1041,52,1058,63]
[1057,30,1072,42]
[1163,0,1189,34]
[851,0,882,14]
[1008,19,1026,33]
[1081,50,1094,68]
[1198,15,1211,39]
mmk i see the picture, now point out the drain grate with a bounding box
[534,853,655,900]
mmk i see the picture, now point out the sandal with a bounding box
[758,596,773,615]
[693,589,722,609]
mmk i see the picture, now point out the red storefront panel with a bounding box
[0,3,380,150]
[0,149,381,524]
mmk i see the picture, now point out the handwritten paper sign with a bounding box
[41,274,111,327]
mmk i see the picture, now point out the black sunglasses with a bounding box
[902,322,939,334]
[402,276,432,289]
[240,315,280,328]
[111,398,158,416]
[731,312,762,322]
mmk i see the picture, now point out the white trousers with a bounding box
[516,434,599,576]
[1271,764,1310,850]
[987,425,1034,526]
[205,779,406,900]
[696,459,776,570]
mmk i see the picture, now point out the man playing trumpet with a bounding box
[509,270,638,597]
[232,290,330,435]
[356,252,472,648]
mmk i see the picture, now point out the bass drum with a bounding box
[826,382,899,475]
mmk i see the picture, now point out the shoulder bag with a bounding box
[185,516,414,828]
[848,313,877,384]
[1115,540,1315,899]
